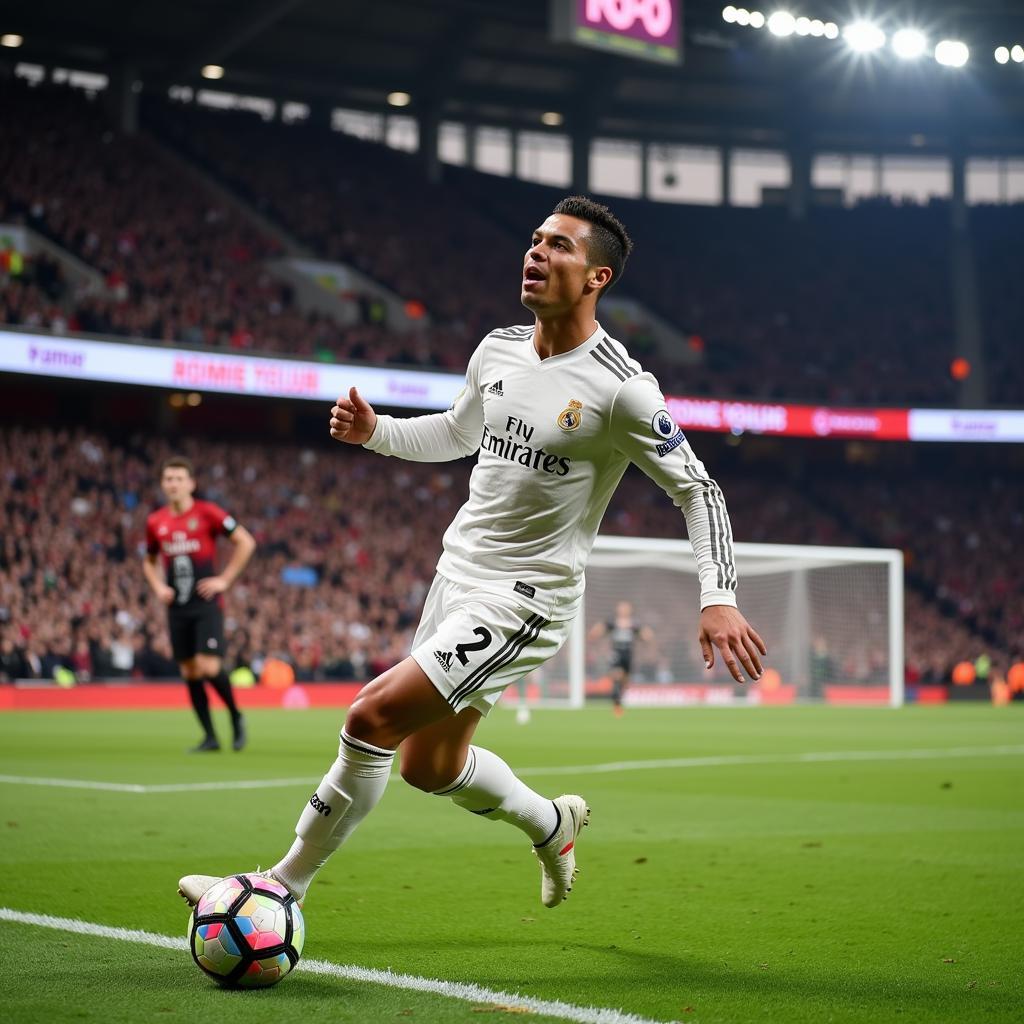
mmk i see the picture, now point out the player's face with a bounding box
[521,215,607,314]
[160,468,195,504]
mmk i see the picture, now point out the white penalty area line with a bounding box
[0,907,664,1024]
[517,743,1024,778]
[1,744,1022,795]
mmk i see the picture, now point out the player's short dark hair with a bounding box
[161,455,195,478]
[551,195,633,294]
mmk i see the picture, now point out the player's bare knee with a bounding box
[343,694,392,746]
[196,655,220,678]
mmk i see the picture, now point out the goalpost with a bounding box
[507,536,904,710]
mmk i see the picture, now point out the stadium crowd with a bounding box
[0,80,411,364]
[0,80,999,407]
[811,473,1023,670]
[0,425,1006,691]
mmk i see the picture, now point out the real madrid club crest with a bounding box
[557,399,584,431]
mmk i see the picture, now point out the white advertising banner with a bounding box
[907,409,1024,444]
[0,331,463,410]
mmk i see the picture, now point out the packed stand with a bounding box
[809,472,1023,672]
[155,100,961,405]
[149,100,525,370]
[0,80,399,361]
[0,425,1003,689]
[2,82,981,406]
[450,169,959,406]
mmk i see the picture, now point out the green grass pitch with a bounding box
[1,704,1021,1023]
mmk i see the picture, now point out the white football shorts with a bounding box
[411,574,572,715]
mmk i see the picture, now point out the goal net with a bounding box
[499,536,903,710]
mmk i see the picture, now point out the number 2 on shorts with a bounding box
[455,627,492,666]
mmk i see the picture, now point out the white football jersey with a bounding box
[364,323,737,619]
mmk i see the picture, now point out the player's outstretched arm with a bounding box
[330,387,377,445]
[333,357,485,462]
[699,605,766,683]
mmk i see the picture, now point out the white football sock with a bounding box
[271,730,395,899]
[435,745,558,845]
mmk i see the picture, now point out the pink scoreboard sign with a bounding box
[553,0,683,64]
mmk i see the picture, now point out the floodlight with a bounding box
[201,65,224,80]
[809,20,825,37]
[994,46,1009,64]
[541,111,563,127]
[1,33,24,47]
[767,11,796,37]
[934,40,968,68]
[824,22,839,40]
[750,11,765,28]
[387,91,412,107]
[736,8,751,26]
[722,6,738,23]
[844,21,885,54]
[795,17,811,36]
[1012,45,1024,63]
[892,28,927,60]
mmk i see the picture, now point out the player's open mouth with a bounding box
[523,267,546,287]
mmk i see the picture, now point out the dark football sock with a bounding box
[207,669,240,720]
[186,679,216,737]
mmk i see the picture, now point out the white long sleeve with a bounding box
[363,349,484,462]
[609,375,737,609]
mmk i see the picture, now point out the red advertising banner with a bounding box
[665,396,911,441]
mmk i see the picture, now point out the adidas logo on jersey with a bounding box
[486,380,504,396]
[434,649,454,672]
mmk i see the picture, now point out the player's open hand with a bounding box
[330,387,377,445]
[196,575,229,600]
[698,605,766,683]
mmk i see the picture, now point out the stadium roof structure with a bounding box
[4,0,1024,155]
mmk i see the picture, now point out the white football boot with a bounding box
[533,794,590,908]
[177,869,301,908]
[177,874,223,908]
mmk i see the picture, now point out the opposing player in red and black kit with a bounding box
[144,457,256,752]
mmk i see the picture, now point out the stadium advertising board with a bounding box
[665,397,911,441]
[551,0,682,64]
[3,330,1024,443]
[0,331,462,410]
[907,409,1024,444]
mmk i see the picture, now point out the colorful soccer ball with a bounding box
[188,873,305,988]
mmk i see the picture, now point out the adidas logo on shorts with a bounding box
[434,649,454,672]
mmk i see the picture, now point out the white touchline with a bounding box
[0,907,666,1024]
[1,745,1022,794]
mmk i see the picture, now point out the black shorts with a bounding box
[612,651,633,675]
[167,603,225,663]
